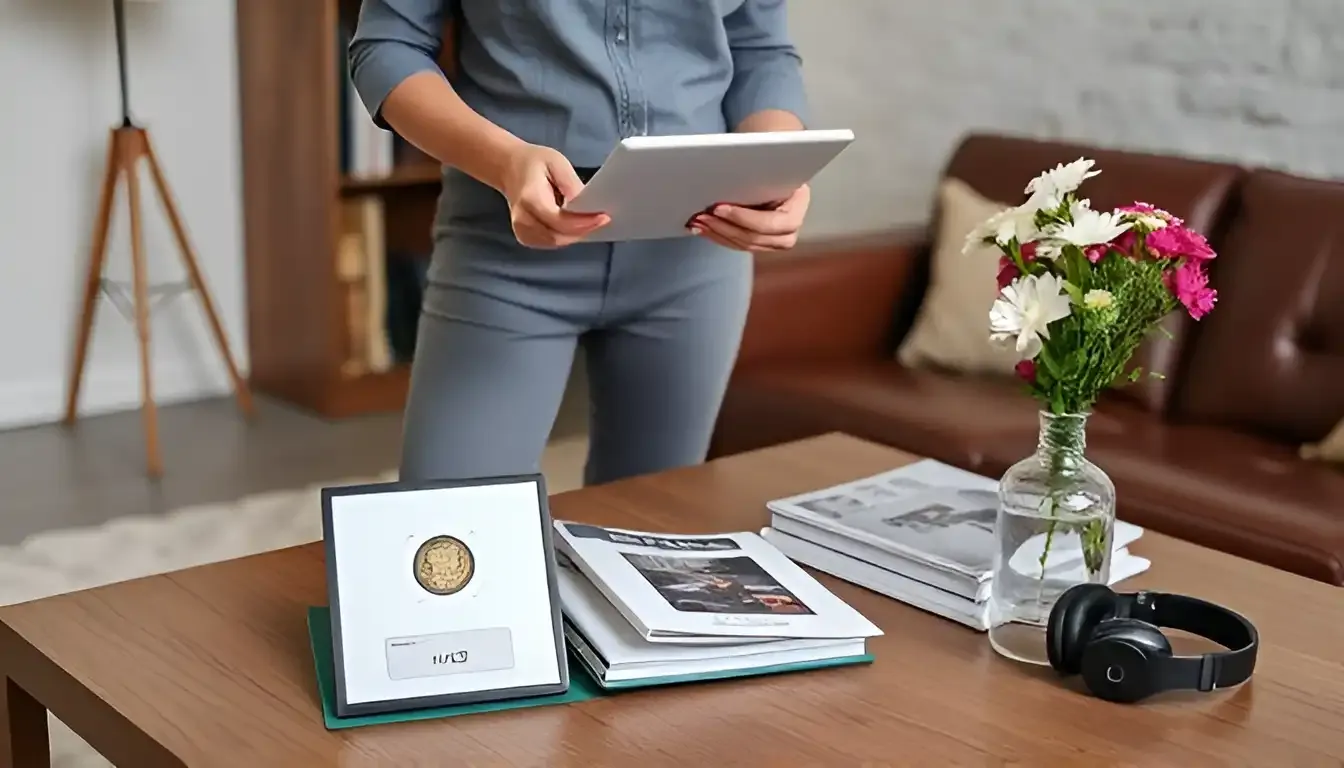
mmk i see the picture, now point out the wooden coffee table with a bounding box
[2,434,1342,766]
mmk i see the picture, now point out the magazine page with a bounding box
[762,527,1151,633]
[767,460,1006,578]
[553,521,883,642]
[769,511,1144,598]
[761,527,992,630]
[556,553,857,666]
[768,515,991,600]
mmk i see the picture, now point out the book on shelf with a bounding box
[337,21,393,180]
[337,20,438,183]
[334,228,369,378]
[333,21,434,377]
[337,200,393,376]
[761,459,1151,632]
[556,552,875,689]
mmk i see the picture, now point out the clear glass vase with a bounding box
[988,411,1117,665]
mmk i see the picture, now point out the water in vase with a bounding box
[987,420,1115,666]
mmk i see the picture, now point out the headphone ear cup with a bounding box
[1079,619,1172,704]
[1047,583,1119,674]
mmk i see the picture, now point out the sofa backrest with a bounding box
[941,133,1243,414]
[1172,170,1344,445]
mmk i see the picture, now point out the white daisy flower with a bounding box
[963,204,1041,255]
[1049,207,1132,249]
[1024,158,1100,204]
[989,273,1074,360]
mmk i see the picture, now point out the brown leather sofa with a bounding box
[709,133,1344,586]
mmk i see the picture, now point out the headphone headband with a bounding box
[1120,591,1259,692]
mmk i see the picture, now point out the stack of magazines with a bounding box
[552,521,883,689]
[761,459,1151,632]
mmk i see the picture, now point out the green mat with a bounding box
[306,607,602,730]
[308,607,874,730]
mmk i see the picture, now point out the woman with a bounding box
[350,0,812,485]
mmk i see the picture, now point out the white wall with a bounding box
[0,0,244,430]
[2,0,1342,429]
[794,0,1344,237]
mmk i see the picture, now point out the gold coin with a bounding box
[413,536,474,596]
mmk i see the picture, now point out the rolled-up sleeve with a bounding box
[348,0,451,128]
[721,0,810,130]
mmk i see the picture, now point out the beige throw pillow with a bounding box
[898,178,1020,375]
[1301,419,1344,463]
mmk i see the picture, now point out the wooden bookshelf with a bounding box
[235,0,455,417]
[340,164,443,195]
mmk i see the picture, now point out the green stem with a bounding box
[1034,431,1069,610]
[1009,239,1029,273]
[1032,412,1109,602]
[1032,411,1096,610]
[1079,518,1107,574]
[1037,445,1068,578]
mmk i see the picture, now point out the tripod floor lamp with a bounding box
[64,0,255,477]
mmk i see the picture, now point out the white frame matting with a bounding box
[322,473,568,718]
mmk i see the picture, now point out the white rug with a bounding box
[0,436,589,767]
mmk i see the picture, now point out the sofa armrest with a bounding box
[734,228,929,372]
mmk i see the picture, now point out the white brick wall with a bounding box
[792,0,1344,236]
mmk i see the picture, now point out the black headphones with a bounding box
[1046,583,1259,704]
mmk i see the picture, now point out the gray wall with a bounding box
[792,0,1344,237]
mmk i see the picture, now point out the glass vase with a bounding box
[988,411,1116,665]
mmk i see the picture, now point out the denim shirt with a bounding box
[349,0,809,168]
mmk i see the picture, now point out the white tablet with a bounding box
[562,129,855,242]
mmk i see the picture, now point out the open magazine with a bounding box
[767,459,1142,585]
[552,521,882,644]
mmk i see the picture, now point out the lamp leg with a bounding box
[64,128,123,425]
[141,135,256,419]
[123,131,163,478]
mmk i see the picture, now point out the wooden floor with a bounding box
[0,372,590,548]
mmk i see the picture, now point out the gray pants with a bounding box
[399,170,752,485]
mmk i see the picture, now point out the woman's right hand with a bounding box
[499,144,610,249]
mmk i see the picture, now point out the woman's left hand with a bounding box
[689,184,810,252]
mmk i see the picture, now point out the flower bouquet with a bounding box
[965,159,1219,663]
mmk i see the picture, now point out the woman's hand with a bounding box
[500,144,610,249]
[689,183,811,252]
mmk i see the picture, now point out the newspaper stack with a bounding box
[761,459,1151,632]
[552,522,882,688]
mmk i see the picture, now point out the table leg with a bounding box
[0,677,49,768]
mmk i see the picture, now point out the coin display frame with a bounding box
[321,473,568,718]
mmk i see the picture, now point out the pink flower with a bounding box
[1146,225,1216,261]
[997,242,1038,288]
[1084,244,1109,263]
[1083,227,1143,263]
[1165,260,1218,320]
[1015,360,1037,382]
[1119,202,1184,227]
[1111,230,1139,255]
